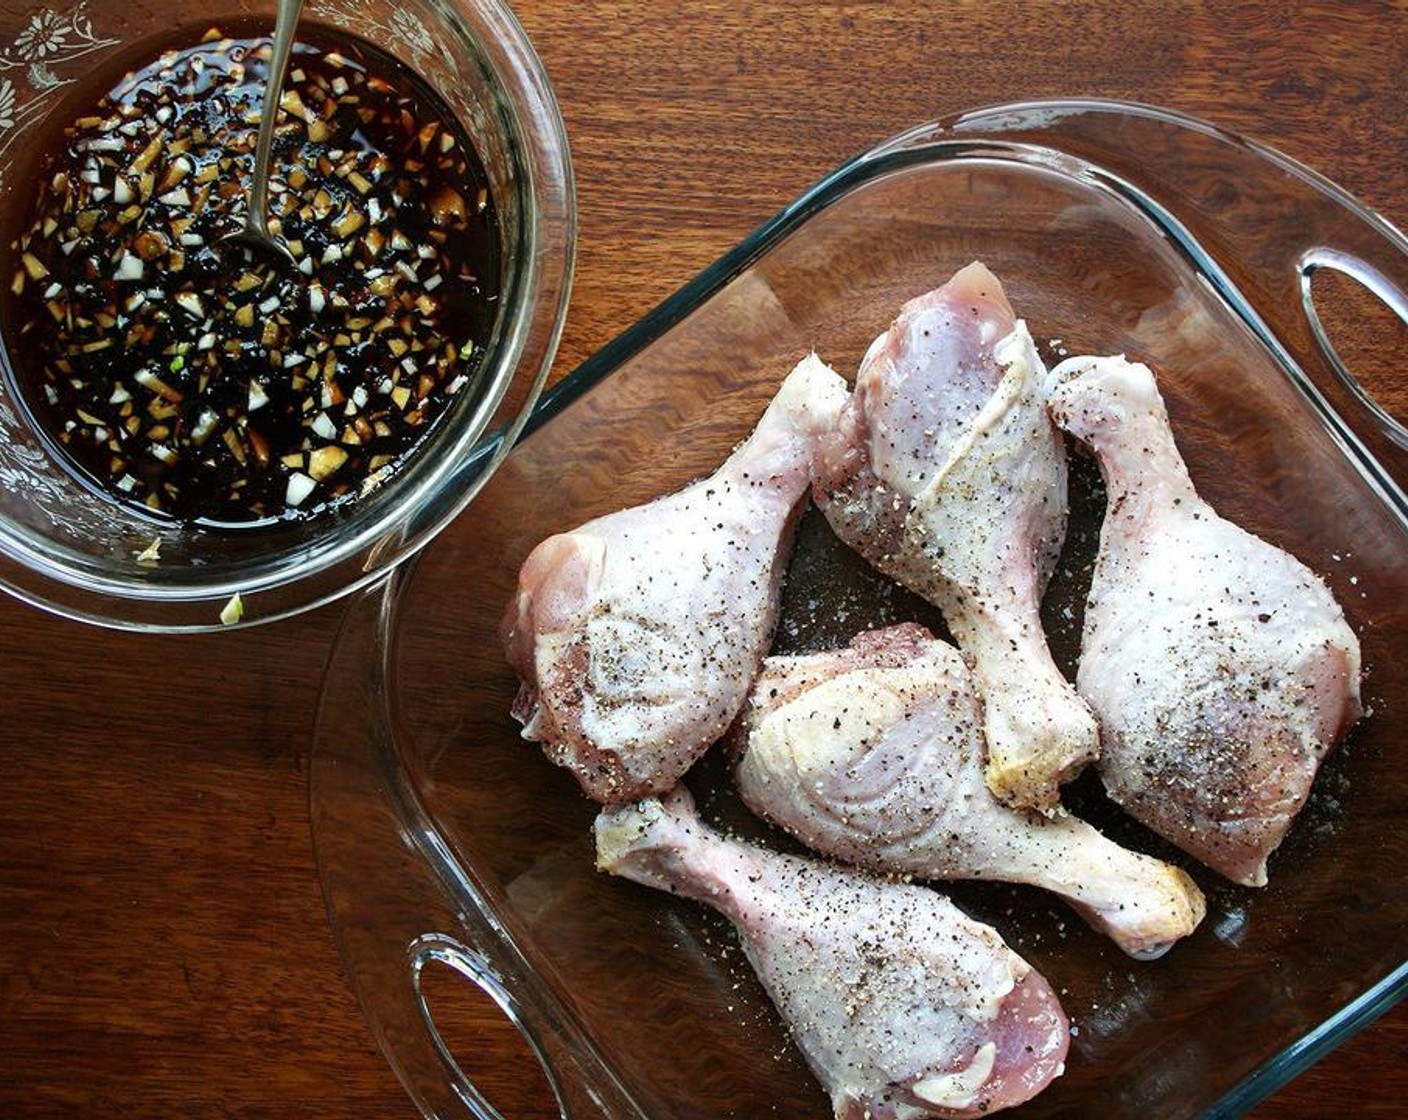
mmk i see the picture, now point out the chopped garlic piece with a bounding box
[219,592,245,626]
[285,471,317,507]
[115,252,144,281]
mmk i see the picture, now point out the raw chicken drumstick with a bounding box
[503,354,849,804]
[732,623,1206,959]
[1047,355,1363,886]
[595,787,1069,1120]
[814,262,1097,813]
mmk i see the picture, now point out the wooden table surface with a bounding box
[2,1,1405,1116]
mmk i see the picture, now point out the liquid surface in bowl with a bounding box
[1,25,500,528]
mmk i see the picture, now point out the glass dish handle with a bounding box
[1296,246,1408,455]
[310,574,646,1120]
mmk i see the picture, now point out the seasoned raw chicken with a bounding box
[814,263,1097,812]
[733,624,1206,959]
[1048,355,1363,886]
[503,354,849,803]
[595,788,1069,1119]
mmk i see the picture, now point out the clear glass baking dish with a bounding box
[311,100,1408,1119]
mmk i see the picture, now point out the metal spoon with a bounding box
[221,0,305,264]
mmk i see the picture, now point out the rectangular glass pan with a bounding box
[311,100,1408,1120]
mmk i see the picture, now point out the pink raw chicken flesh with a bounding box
[502,354,849,803]
[732,623,1206,959]
[1048,355,1363,886]
[595,787,1069,1119]
[814,262,1097,812]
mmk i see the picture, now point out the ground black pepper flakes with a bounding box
[4,25,499,527]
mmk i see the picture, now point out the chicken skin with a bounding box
[503,354,849,803]
[1048,355,1362,886]
[733,623,1206,958]
[814,263,1097,812]
[595,787,1069,1119]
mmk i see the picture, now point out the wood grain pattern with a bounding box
[0,1,1405,1117]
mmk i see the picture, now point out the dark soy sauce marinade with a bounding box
[3,26,500,528]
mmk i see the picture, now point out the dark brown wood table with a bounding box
[1,1,1405,1116]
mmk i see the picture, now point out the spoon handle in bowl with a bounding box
[248,0,305,238]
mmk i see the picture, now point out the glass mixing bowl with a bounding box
[0,0,574,629]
